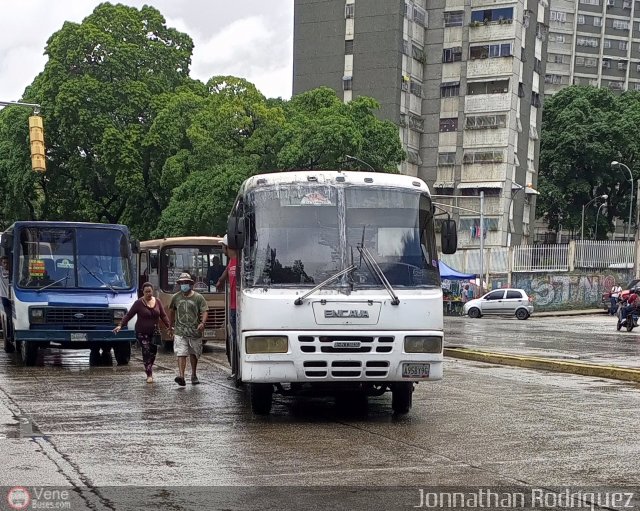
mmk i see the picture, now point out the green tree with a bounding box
[0,3,194,237]
[538,86,640,237]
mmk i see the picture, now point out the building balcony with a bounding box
[467,57,516,78]
[465,93,512,113]
[460,163,508,181]
[463,127,511,147]
[457,196,504,216]
[468,22,516,43]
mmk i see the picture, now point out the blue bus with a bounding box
[0,221,139,366]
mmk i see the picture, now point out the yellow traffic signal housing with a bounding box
[28,115,46,173]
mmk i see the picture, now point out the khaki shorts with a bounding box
[173,335,203,358]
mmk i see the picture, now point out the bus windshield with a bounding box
[17,226,133,290]
[244,184,440,289]
[160,246,225,294]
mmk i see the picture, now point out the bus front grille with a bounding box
[43,307,114,328]
[205,307,225,329]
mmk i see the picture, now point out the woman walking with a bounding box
[113,282,170,383]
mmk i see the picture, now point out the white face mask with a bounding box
[180,284,191,293]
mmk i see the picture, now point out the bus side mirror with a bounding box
[441,219,457,254]
[227,217,245,250]
[130,239,140,253]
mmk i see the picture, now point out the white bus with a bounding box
[226,170,457,415]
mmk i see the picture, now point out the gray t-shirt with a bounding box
[170,291,207,338]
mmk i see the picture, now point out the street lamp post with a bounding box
[594,202,606,240]
[611,161,634,241]
[581,194,608,241]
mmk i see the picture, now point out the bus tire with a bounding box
[391,382,413,415]
[250,383,273,415]
[114,343,131,365]
[4,337,15,353]
[20,341,38,366]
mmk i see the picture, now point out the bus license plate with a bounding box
[402,363,430,378]
[203,329,216,338]
[70,333,87,342]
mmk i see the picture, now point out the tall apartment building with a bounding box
[293,0,549,247]
[545,0,640,95]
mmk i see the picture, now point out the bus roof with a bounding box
[240,170,430,195]
[140,236,224,250]
[3,221,130,234]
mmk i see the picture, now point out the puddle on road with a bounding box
[2,414,44,439]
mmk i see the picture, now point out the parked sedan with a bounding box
[463,288,533,320]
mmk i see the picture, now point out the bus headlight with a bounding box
[29,308,45,324]
[113,310,126,324]
[404,336,442,353]
[246,336,289,354]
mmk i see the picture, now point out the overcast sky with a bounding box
[0,0,293,103]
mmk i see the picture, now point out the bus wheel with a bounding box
[20,341,38,367]
[114,343,131,366]
[391,382,413,415]
[250,383,273,415]
[4,336,15,353]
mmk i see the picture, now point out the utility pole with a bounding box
[635,179,640,278]
[479,191,484,295]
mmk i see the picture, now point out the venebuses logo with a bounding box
[6,486,31,510]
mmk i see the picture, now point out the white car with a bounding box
[463,288,533,320]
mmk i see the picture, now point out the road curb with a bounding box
[444,348,640,383]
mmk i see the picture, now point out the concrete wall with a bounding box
[512,270,635,310]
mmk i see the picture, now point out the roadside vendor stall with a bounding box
[439,261,476,316]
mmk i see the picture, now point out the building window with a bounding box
[609,81,624,90]
[404,2,411,18]
[462,150,504,164]
[635,82,640,91]
[438,152,456,166]
[402,39,410,55]
[612,20,629,30]
[413,6,427,27]
[469,43,512,59]
[343,76,353,90]
[531,92,542,108]
[602,59,611,69]
[410,81,422,97]
[533,58,542,73]
[619,41,628,50]
[443,46,463,62]
[544,74,563,84]
[529,126,539,140]
[593,16,602,26]
[575,56,585,66]
[345,3,355,19]
[576,37,598,47]
[585,57,598,67]
[607,0,615,6]
[440,82,460,97]
[618,60,628,70]
[637,63,640,72]
[467,79,510,95]
[465,114,508,129]
[444,11,464,27]
[439,118,459,132]
[471,7,514,23]
[579,0,599,4]
[518,82,526,97]
[603,39,612,49]
[550,11,567,22]
[552,54,566,64]
[623,0,632,7]
[345,40,354,55]
[577,15,586,24]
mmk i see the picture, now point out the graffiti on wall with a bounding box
[513,272,634,310]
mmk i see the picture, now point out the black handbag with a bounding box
[152,326,162,346]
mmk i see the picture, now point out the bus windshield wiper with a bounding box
[356,244,400,306]
[36,273,69,293]
[80,263,116,292]
[294,265,357,306]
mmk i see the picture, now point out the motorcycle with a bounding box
[617,308,640,332]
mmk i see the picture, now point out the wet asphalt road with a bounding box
[444,313,640,368]
[0,331,639,510]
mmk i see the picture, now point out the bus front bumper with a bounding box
[14,330,135,343]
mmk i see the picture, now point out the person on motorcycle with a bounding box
[619,293,640,327]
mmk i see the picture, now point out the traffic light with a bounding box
[28,115,46,173]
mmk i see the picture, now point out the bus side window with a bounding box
[149,250,158,275]
[139,252,149,279]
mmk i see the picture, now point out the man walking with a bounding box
[169,272,208,386]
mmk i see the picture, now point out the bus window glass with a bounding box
[161,246,225,293]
